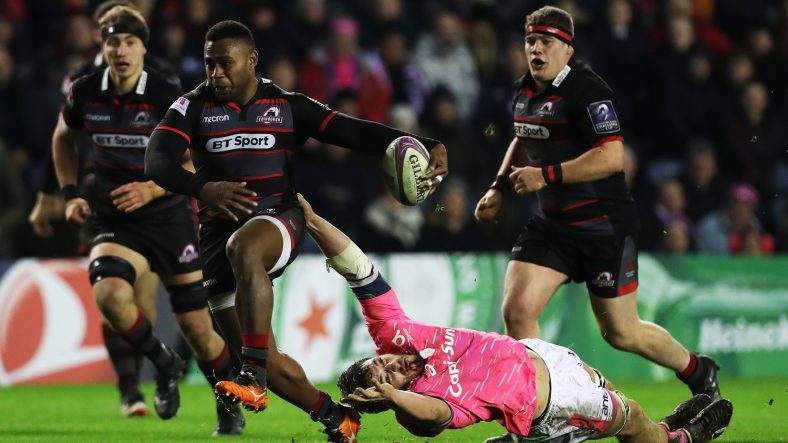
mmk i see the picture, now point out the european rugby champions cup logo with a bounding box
[0,260,114,385]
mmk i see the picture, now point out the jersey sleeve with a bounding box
[156,93,202,142]
[444,402,481,430]
[146,93,206,196]
[60,79,85,130]
[569,77,624,148]
[289,93,440,155]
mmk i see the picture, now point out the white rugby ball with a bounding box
[382,136,431,206]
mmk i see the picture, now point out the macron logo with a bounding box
[204,115,230,123]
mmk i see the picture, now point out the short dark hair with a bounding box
[98,5,149,44]
[205,20,255,47]
[525,6,574,38]
[337,358,389,414]
[93,0,135,23]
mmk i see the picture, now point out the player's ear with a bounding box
[249,49,259,71]
[567,44,574,58]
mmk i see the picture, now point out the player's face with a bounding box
[365,354,425,389]
[103,33,146,80]
[524,33,573,85]
[204,38,258,103]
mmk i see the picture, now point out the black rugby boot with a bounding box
[153,352,185,419]
[659,393,713,431]
[681,399,733,442]
[684,354,721,400]
[212,399,245,436]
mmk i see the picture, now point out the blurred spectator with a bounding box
[417,178,487,252]
[413,9,478,121]
[717,81,787,197]
[150,19,203,89]
[661,219,693,255]
[419,86,479,188]
[295,89,378,243]
[245,0,293,73]
[695,183,770,254]
[659,48,721,153]
[357,0,417,48]
[0,140,26,258]
[290,0,328,61]
[589,0,646,130]
[648,0,731,56]
[359,192,423,252]
[299,16,392,122]
[721,50,755,106]
[265,56,298,92]
[745,25,788,111]
[730,226,775,256]
[369,27,426,113]
[678,138,731,223]
[640,178,694,252]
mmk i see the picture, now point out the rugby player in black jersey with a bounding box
[145,20,447,442]
[474,11,721,439]
[28,0,181,420]
[52,6,243,435]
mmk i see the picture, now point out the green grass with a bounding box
[1,378,786,442]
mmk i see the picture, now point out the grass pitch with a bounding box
[1,378,785,442]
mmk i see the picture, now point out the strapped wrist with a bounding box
[62,184,78,202]
[541,164,563,186]
[490,175,511,193]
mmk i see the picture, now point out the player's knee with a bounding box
[225,235,260,271]
[601,328,637,351]
[501,297,537,326]
[167,280,208,314]
[90,256,136,314]
[93,279,130,314]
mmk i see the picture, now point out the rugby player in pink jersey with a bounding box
[298,194,732,443]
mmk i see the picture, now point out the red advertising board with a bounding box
[0,259,114,385]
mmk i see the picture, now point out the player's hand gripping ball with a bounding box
[382,136,431,206]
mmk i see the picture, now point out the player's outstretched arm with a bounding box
[299,193,352,259]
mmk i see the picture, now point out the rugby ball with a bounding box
[382,136,431,206]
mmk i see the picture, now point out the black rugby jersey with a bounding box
[512,59,637,236]
[61,67,190,218]
[149,78,440,224]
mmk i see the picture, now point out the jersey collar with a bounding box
[100,68,149,97]
[524,59,575,92]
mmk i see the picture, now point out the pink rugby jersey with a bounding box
[359,287,538,435]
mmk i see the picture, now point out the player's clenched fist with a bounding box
[64,197,92,225]
[198,181,258,221]
[474,188,503,224]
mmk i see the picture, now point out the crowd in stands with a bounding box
[1,0,786,257]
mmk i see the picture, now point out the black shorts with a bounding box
[86,208,202,276]
[511,217,638,298]
[200,206,306,298]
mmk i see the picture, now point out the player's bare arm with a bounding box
[509,140,624,195]
[475,137,524,223]
[299,193,351,259]
[345,379,451,432]
[28,191,64,237]
[52,117,91,225]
